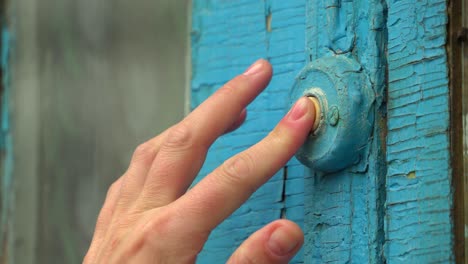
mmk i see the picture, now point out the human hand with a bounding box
[84,60,316,264]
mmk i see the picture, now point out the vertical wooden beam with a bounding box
[448,0,466,262]
[463,1,468,261]
[461,0,468,263]
[385,0,454,262]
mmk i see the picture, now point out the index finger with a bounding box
[173,97,316,232]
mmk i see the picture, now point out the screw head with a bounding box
[328,106,340,126]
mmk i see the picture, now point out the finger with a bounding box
[84,177,123,263]
[227,220,304,264]
[137,60,273,209]
[174,97,316,231]
[120,106,245,211]
[185,59,271,143]
[115,107,243,209]
[115,127,173,207]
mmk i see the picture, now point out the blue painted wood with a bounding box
[304,0,387,262]
[192,0,453,263]
[192,1,307,263]
[385,0,453,262]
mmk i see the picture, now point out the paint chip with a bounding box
[407,171,416,179]
[266,13,272,32]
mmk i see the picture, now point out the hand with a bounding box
[84,60,316,264]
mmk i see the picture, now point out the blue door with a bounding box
[191,0,460,263]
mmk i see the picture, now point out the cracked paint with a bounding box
[192,0,452,263]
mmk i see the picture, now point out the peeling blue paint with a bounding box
[192,0,386,262]
[303,0,387,262]
[192,1,307,262]
[385,0,453,262]
[192,0,452,263]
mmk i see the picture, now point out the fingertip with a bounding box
[241,60,273,91]
[266,220,304,258]
[281,97,316,136]
[260,59,273,76]
[243,59,273,77]
[227,219,303,264]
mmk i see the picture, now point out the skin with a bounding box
[84,59,316,264]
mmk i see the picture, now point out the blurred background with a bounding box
[10,0,190,263]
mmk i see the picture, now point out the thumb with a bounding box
[227,220,304,264]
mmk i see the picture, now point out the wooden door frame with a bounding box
[448,0,467,262]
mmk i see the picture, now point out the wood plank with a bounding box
[303,0,387,262]
[448,0,466,262]
[385,0,454,262]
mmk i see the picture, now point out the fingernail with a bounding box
[287,97,308,121]
[267,227,299,256]
[243,60,264,76]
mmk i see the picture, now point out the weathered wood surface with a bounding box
[464,0,468,259]
[462,0,468,260]
[192,1,307,262]
[192,0,387,263]
[192,0,455,263]
[304,0,387,262]
[192,0,387,262]
[1,0,456,263]
[448,0,466,262]
[385,0,453,262]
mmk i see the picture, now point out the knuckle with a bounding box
[217,82,237,97]
[95,180,122,227]
[106,180,122,200]
[141,209,207,258]
[164,123,194,150]
[216,76,248,99]
[132,142,156,163]
[221,153,255,185]
[82,254,92,264]
[144,210,178,239]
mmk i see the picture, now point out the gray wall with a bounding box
[11,1,190,263]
